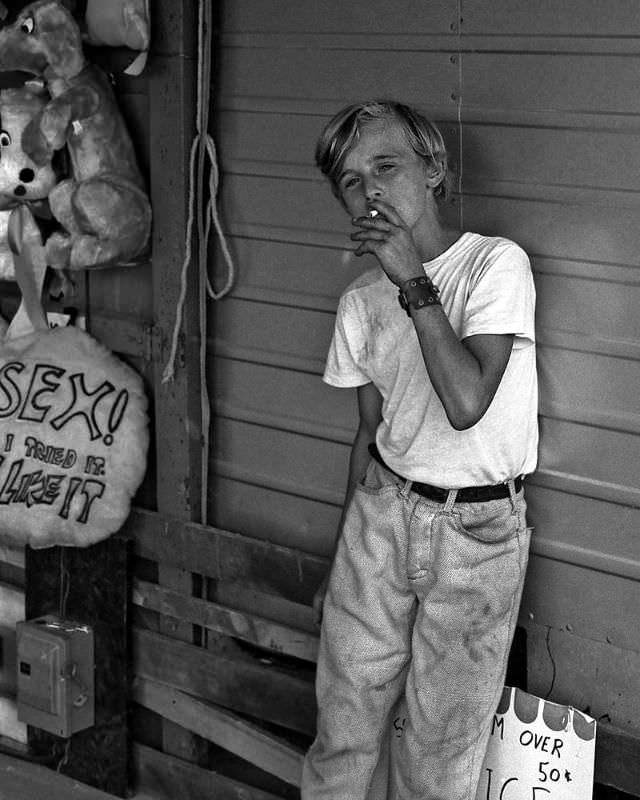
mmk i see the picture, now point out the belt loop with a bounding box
[443,489,458,514]
[507,479,518,513]
[398,478,413,499]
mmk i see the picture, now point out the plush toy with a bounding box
[0,83,58,282]
[84,0,150,75]
[0,0,152,272]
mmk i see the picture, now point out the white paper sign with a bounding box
[476,686,596,800]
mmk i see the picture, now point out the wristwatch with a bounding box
[398,275,441,316]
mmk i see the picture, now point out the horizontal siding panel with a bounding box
[538,416,640,493]
[212,297,335,372]
[218,48,458,107]
[521,555,640,653]
[526,485,640,571]
[532,469,640,510]
[216,111,326,169]
[223,0,457,34]
[215,237,368,312]
[222,175,348,237]
[213,359,357,442]
[463,125,640,193]
[537,347,640,426]
[463,195,640,267]
[211,477,341,557]
[463,1,640,36]
[536,273,640,342]
[462,53,640,115]
[212,419,350,506]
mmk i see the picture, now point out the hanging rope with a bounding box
[162,0,236,523]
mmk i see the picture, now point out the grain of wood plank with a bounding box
[149,0,203,767]
[125,508,328,605]
[133,627,316,736]
[133,678,304,786]
[133,579,319,662]
[134,742,283,800]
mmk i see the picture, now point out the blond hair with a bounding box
[315,100,450,199]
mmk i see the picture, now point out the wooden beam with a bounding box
[125,508,328,605]
[149,0,206,767]
[150,0,201,519]
[0,748,129,800]
[133,627,316,736]
[594,723,640,795]
[134,742,283,800]
[133,579,319,662]
[133,678,304,787]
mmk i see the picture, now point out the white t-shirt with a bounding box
[323,232,538,488]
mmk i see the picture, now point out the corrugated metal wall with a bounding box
[211,0,640,741]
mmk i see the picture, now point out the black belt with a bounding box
[368,444,522,504]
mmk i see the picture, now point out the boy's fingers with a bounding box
[352,216,393,231]
[350,229,388,241]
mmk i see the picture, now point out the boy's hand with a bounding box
[312,572,330,629]
[350,201,423,287]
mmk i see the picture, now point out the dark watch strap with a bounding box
[398,275,441,316]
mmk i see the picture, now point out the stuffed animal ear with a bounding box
[84,0,150,75]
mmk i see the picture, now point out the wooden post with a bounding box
[149,0,208,766]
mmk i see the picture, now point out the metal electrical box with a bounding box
[16,615,94,738]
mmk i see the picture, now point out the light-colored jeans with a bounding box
[302,459,531,800]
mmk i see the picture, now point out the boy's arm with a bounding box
[411,316,514,431]
[351,205,514,430]
[312,381,382,627]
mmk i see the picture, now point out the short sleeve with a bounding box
[461,243,536,347]
[323,293,371,387]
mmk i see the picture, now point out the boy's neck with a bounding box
[414,216,462,264]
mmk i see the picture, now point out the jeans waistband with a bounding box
[368,443,522,504]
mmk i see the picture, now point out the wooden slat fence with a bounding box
[124,507,324,796]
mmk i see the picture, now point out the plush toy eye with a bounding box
[20,16,35,34]
[0,131,10,147]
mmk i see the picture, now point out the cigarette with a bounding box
[368,209,379,218]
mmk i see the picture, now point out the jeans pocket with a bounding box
[451,498,523,544]
[355,459,398,496]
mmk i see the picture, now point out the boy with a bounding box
[302,101,538,799]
